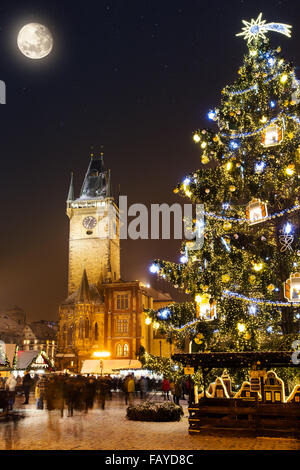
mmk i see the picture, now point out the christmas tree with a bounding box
[145,14,300,369]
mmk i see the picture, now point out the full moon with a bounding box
[17,23,53,59]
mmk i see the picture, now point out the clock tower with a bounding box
[66,152,120,294]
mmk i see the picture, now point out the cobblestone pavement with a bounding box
[0,394,299,450]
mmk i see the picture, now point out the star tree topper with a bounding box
[236,13,292,44]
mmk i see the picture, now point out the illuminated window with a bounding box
[116,343,123,356]
[116,294,129,310]
[116,319,128,334]
[123,343,129,357]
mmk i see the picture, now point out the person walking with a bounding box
[123,375,130,405]
[85,377,96,411]
[169,378,176,402]
[139,376,148,400]
[127,374,135,405]
[65,377,76,417]
[174,378,182,405]
[35,379,43,410]
[162,377,171,400]
[22,371,32,405]
[97,377,109,410]
[5,373,17,410]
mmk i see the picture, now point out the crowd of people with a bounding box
[0,372,192,416]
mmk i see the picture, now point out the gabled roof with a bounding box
[61,284,104,305]
[27,322,57,341]
[15,350,54,370]
[81,359,142,375]
[142,286,173,302]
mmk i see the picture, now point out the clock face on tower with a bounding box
[82,216,97,229]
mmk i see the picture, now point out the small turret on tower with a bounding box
[67,172,74,202]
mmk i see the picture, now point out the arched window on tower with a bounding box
[116,343,122,357]
[79,318,84,339]
[62,324,67,348]
[94,322,99,341]
[123,343,129,357]
[67,323,74,346]
[85,318,89,338]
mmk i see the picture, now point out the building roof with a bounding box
[142,286,173,302]
[81,359,142,375]
[27,322,57,340]
[15,350,53,370]
[61,284,103,306]
[78,269,91,302]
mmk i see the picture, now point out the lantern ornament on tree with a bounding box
[261,123,283,147]
[195,293,217,321]
[246,198,268,225]
[284,273,300,302]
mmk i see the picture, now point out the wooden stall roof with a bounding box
[172,351,296,369]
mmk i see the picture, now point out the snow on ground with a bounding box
[0,393,299,450]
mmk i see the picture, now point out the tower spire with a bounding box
[78,269,90,303]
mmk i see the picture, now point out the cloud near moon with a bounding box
[17,23,53,59]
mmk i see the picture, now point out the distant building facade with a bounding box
[0,306,26,345]
[23,321,58,362]
[0,307,58,363]
[57,153,173,372]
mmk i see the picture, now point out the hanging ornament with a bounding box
[249,275,256,284]
[194,333,204,345]
[246,198,268,225]
[223,221,232,231]
[195,294,217,321]
[221,274,231,283]
[279,223,294,252]
[284,273,300,302]
[261,123,283,147]
[285,164,295,176]
[201,155,210,164]
[252,262,263,272]
[267,284,275,292]
[229,185,236,192]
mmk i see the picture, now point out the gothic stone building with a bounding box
[57,153,173,372]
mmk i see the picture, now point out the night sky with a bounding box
[0,0,299,321]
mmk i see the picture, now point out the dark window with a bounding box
[85,318,89,338]
[116,294,129,310]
